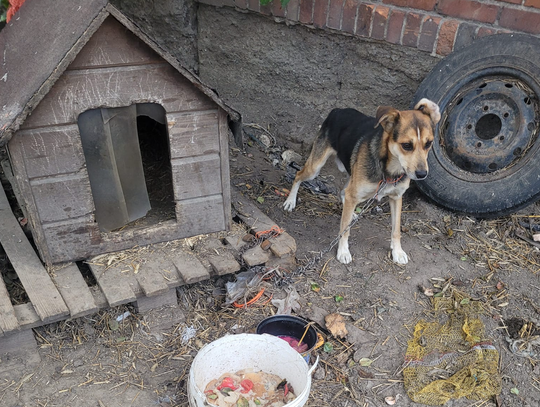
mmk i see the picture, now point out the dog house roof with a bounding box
[0,0,240,146]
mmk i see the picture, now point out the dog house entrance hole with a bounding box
[78,103,175,232]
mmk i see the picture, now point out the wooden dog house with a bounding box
[0,0,241,265]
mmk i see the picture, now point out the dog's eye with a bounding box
[425,140,433,149]
[401,143,413,151]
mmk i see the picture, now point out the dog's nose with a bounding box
[415,170,428,180]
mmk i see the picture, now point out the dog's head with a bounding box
[375,98,440,181]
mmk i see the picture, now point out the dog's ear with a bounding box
[375,106,400,132]
[414,98,441,125]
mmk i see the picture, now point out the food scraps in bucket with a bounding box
[277,335,309,353]
[204,370,296,407]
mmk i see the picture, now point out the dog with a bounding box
[283,99,440,265]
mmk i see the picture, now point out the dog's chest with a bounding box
[357,179,409,202]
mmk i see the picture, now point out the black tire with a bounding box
[412,34,540,217]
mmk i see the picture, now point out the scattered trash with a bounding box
[224,269,265,306]
[325,313,348,338]
[281,149,303,165]
[503,317,540,358]
[116,311,131,322]
[204,370,296,407]
[271,287,301,315]
[285,163,337,196]
[403,287,501,405]
[384,394,400,405]
[181,325,197,345]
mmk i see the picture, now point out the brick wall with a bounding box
[197,0,540,56]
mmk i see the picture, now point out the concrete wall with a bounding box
[111,0,540,147]
[197,6,437,146]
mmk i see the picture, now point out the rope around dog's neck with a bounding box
[290,178,391,278]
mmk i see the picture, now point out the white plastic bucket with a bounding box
[188,333,319,407]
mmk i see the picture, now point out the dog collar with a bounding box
[384,173,406,186]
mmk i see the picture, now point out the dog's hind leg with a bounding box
[283,143,334,212]
[389,196,408,264]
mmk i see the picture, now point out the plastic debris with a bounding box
[116,311,131,322]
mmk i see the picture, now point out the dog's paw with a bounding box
[392,248,409,264]
[283,199,296,212]
[337,247,352,264]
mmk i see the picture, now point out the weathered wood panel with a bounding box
[218,109,232,230]
[69,17,163,70]
[168,111,220,158]
[0,184,69,323]
[20,65,216,129]
[175,195,226,235]
[42,217,101,264]
[88,260,137,307]
[51,263,99,318]
[0,277,19,335]
[171,251,210,285]
[136,257,173,297]
[171,154,222,201]
[30,174,94,223]
[10,126,85,179]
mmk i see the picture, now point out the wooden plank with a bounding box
[0,276,19,335]
[87,259,138,307]
[68,17,163,70]
[171,154,222,201]
[168,110,220,159]
[218,109,233,231]
[12,125,85,179]
[135,256,171,297]
[22,65,216,129]
[175,195,226,236]
[170,249,210,285]
[51,263,99,318]
[0,185,69,323]
[231,187,278,233]
[134,288,177,313]
[29,173,94,223]
[13,303,41,330]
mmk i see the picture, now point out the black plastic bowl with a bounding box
[256,315,318,352]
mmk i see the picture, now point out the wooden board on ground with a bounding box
[170,249,210,285]
[51,263,99,318]
[87,258,138,307]
[135,256,173,297]
[231,188,277,233]
[0,184,69,323]
[0,277,19,336]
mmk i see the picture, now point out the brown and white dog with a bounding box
[283,99,440,264]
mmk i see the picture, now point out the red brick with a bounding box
[356,3,374,36]
[260,3,272,15]
[234,0,248,9]
[248,0,260,12]
[313,0,329,28]
[372,6,390,40]
[299,0,314,23]
[500,8,540,34]
[383,0,436,11]
[403,12,423,47]
[286,0,301,21]
[342,0,359,33]
[476,26,496,38]
[525,0,540,9]
[328,0,344,29]
[273,0,287,17]
[386,10,405,44]
[418,15,440,52]
[437,0,499,24]
[436,19,459,56]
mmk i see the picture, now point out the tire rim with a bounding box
[437,70,540,182]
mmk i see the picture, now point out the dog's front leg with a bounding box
[389,196,408,264]
[336,193,357,264]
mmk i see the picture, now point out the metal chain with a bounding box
[291,180,390,277]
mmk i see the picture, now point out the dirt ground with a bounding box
[1,136,540,407]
